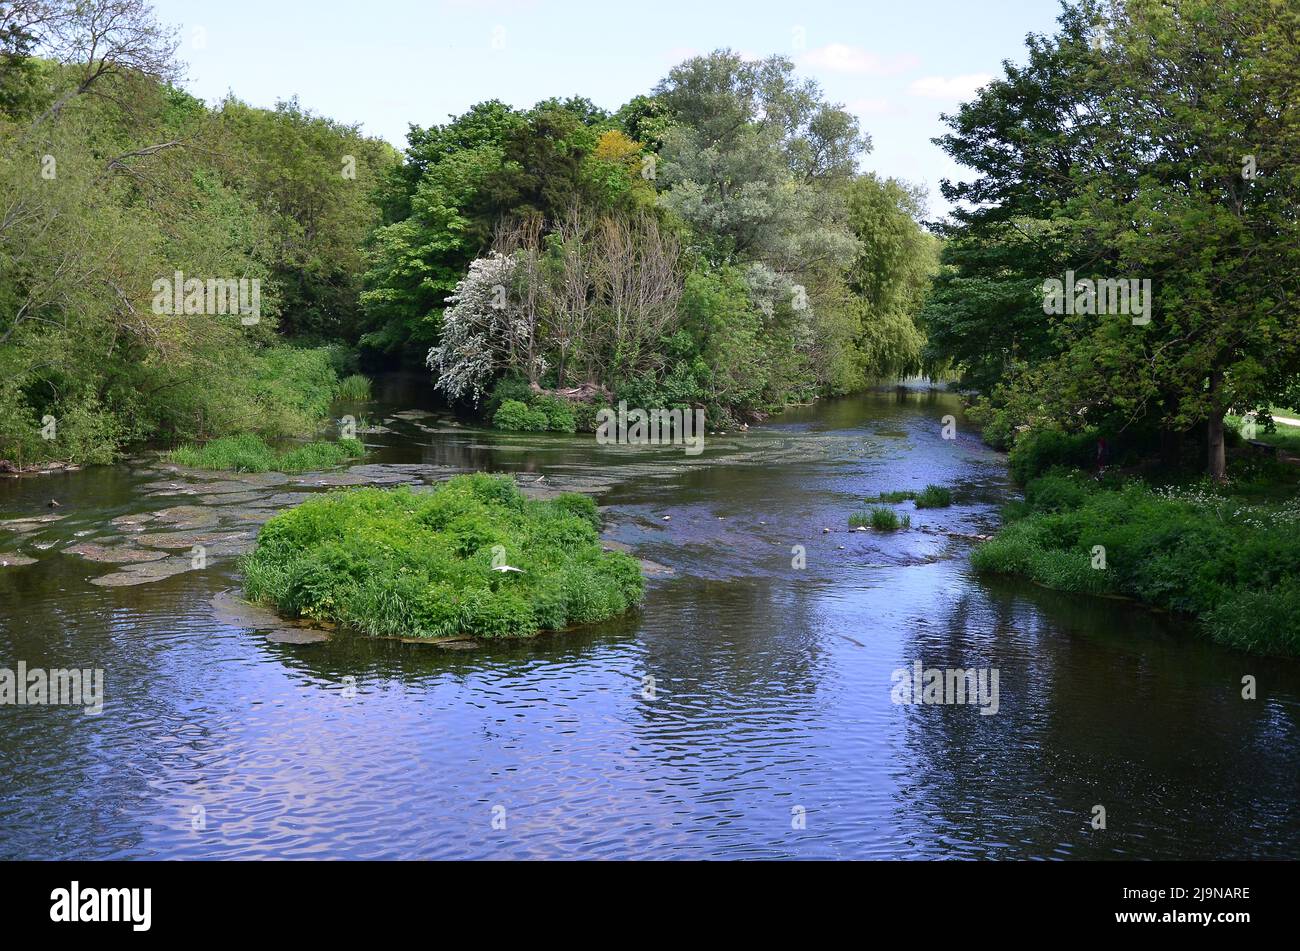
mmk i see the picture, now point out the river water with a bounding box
[1,378,1297,859]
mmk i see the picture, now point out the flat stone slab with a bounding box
[0,514,65,533]
[136,529,254,550]
[196,491,265,506]
[210,590,332,643]
[0,553,37,568]
[90,556,200,587]
[65,543,169,564]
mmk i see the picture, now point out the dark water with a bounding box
[1,379,1297,860]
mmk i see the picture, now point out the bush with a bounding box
[484,375,535,421]
[572,400,610,433]
[493,399,549,432]
[1008,428,1098,484]
[1205,580,1300,655]
[241,474,644,639]
[1023,470,1094,512]
[534,395,577,433]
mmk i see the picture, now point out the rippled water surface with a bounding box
[2,379,1297,859]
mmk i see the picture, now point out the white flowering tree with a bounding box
[427,252,528,404]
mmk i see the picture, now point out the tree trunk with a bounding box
[1207,369,1227,482]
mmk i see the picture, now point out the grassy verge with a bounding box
[168,434,365,473]
[241,474,644,638]
[971,470,1300,655]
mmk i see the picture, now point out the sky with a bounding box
[155,0,1066,218]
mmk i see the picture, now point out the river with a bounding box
[1,377,1296,859]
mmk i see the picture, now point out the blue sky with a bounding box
[157,0,1065,217]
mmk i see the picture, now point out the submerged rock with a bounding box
[90,556,201,587]
[65,543,168,564]
[0,514,66,533]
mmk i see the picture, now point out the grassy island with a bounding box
[241,474,644,639]
[168,434,366,473]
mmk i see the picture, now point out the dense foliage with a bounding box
[363,51,939,427]
[242,474,645,638]
[0,0,395,467]
[926,0,1300,479]
[972,470,1300,655]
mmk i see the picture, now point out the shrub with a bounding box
[1205,580,1300,655]
[484,375,535,421]
[1023,470,1093,512]
[534,395,577,433]
[241,474,644,639]
[1008,428,1098,484]
[493,399,549,432]
[572,400,610,433]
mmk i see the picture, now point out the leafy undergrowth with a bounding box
[241,474,644,639]
[972,470,1300,655]
[168,434,365,473]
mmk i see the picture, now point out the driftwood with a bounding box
[529,381,612,403]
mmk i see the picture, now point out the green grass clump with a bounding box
[914,484,953,508]
[850,506,909,530]
[869,490,916,503]
[335,374,373,401]
[866,485,951,508]
[971,474,1300,655]
[241,474,644,639]
[168,434,365,473]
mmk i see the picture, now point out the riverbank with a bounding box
[971,469,1300,656]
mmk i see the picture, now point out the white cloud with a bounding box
[799,43,919,76]
[907,73,993,100]
[847,97,893,116]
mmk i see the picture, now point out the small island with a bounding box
[241,474,644,639]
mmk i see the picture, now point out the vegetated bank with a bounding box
[911,1,1300,655]
[241,474,644,639]
[971,432,1300,656]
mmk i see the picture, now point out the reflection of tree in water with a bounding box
[894,580,1300,859]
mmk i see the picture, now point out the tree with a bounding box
[931,0,1300,478]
